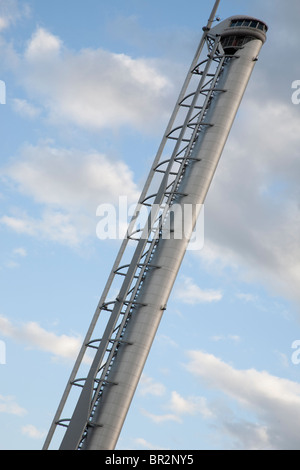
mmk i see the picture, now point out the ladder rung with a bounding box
[56,419,71,428]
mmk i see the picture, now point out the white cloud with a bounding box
[236,293,257,303]
[18,27,173,132]
[134,437,167,451]
[141,389,213,429]
[0,315,82,361]
[185,350,300,449]
[174,276,222,304]
[0,0,29,31]
[157,334,178,349]
[0,211,83,247]
[210,334,241,343]
[141,409,181,424]
[199,96,300,305]
[12,98,41,119]
[13,247,27,257]
[4,260,19,269]
[0,17,7,30]
[0,214,32,234]
[169,390,213,419]
[139,374,166,397]
[4,143,139,209]
[0,395,27,416]
[1,143,140,246]
[25,27,62,60]
[21,424,46,440]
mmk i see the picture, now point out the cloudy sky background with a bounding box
[0,0,300,450]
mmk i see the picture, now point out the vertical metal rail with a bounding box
[43,0,222,451]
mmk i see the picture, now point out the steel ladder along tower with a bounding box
[43,5,268,451]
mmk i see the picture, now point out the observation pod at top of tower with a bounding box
[210,15,268,54]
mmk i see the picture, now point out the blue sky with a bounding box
[1,0,300,450]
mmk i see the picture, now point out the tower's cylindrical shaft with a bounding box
[82,25,266,450]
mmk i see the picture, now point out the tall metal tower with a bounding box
[43,1,267,450]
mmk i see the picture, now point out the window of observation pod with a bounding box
[230,18,267,32]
